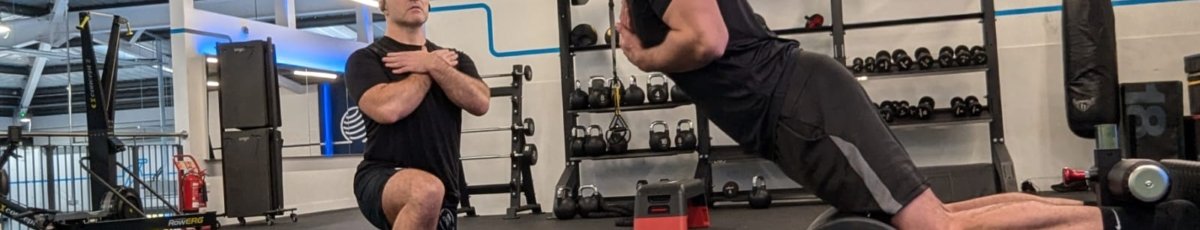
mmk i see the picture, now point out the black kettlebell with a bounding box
[648,121,671,152]
[879,101,896,123]
[588,76,613,108]
[622,76,646,106]
[914,47,934,70]
[916,96,935,120]
[646,73,670,104]
[553,187,578,220]
[570,80,589,110]
[938,46,956,68]
[892,49,914,71]
[970,45,987,65]
[951,96,967,117]
[965,95,983,116]
[864,57,878,73]
[850,57,865,73]
[722,181,740,199]
[674,119,697,150]
[748,176,772,209]
[955,45,972,67]
[570,126,587,156]
[895,100,911,118]
[570,24,598,48]
[577,185,604,218]
[584,125,607,156]
[670,85,690,103]
[606,127,631,155]
[874,50,893,72]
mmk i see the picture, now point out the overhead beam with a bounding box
[68,0,171,12]
[275,0,297,28]
[16,43,52,121]
[0,3,49,17]
[0,59,163,75]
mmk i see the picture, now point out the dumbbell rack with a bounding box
[767,0,1018,198]
[458,65,543,219]
[554,0,718,212]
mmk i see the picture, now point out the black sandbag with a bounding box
[1062,0,1120,138]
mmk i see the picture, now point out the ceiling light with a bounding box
[351,0,379,8]
[154,65,173,73]
[206,81,220,87]
[294,70,338,79]
[19,118,30,123]
[855,76,868,81]
[0,25,10,34]
[206,57,218,63]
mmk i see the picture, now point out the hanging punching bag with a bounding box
[1062,0,1119,139]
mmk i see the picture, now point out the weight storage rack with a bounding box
[458,65,542,219]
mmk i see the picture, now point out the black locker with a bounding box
[217,40,282,130]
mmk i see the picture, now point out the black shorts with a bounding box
[353,161,457,230]
[767,51,929,215]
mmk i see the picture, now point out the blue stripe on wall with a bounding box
[429,3,560,57]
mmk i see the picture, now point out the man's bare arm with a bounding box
[621,0,728,73]
[358,74,433,124]
[430,64,490,116]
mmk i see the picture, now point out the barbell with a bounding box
[462,118,534,136]
[482,65,533,81]
[460,144,538,166]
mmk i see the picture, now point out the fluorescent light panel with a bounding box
[294,70,338,79]
[0,25,10,34]
[206,81,220,87]
[351,0,379,8]
[206,57,218,63]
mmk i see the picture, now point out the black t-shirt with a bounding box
[631,0,800,153]
[344,37,481,208]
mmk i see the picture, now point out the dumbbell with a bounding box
[849,57,865,73]
[895,100,911,118]
[916,96,935,120]
[864,57,878,73]
[874,50,893,72]
[937,46,956,68]
[878,101,896,123]
[964,95,983,116]
[517,144,538,166]
[914,47,935,70]
[722,181,740,199]
[514,118,535,136]
[955,45,972,67]
[892,49,914,71]
[951,97,967,117]
[970,45,987,65]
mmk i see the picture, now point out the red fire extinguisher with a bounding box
[174,154,207,213]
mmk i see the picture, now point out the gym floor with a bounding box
[227,204,831,230]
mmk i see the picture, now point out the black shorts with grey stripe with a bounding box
[767,51,929,217]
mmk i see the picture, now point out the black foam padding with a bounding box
[1185,54,1200,74]
[1063,0,1120,138]
[1189,76,1200,115]
[817,217,896,230]
[217,40,282,130]
[221,128,284,217]
[1154,199,1200,230]
[1121,81,1184,160]
[1162,160,1200,205]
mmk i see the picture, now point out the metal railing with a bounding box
[3,139,184,230]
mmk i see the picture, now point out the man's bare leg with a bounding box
[381,169,445,230]
[947,192,1085,212]
[893,189,1102,230]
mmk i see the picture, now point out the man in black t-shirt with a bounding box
[345,0,489,229]
[616,1,1138,229]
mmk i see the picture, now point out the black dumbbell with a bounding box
[849,57,865,73]
[893,49,914,71]
[895,100,911,118]
[914,47,935,70]
[864,57,878,73]
[916,96,935,120]
[722,181,740,199]
[875,50,893,72]
[938,46,956,68]
[970,45,987,65]
[955,45,972,67]
[878,101,896,123]
[965,95,983,116]
[951,97,967,117]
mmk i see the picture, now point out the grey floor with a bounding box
[226,204,831,230]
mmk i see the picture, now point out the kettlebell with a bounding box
[748,175,772,209]
[892,49,914,71]
[850,57,865,73]
[916,96,935,120]
[874,50,893,72]
[970,45,987,65]
[675,119,697,150]
[670,85,690,103]
[648,121,672,152]
[914,47,935,70]
[570,24,598,48]
[804,14,825,29]
[570,126,587,156]
[951,96,967,117]
[606,127,631,155]
[588,76,613,108]
[721,181,740,199]
[965,95,983,116]
[553,187,579,220]
[584,125,607,156]
[622,76,646,106]
[937,46,956,68]
[646,73,670,104]
[570,80,589,110]
[577,185,604,218]
[954,45,972,67]
[864,57,878,73]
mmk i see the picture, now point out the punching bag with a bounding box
[1062,0,1119,139]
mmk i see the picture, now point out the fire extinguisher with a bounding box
[173,154,207,213]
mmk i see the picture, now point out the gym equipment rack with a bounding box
[458,65,543,219]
